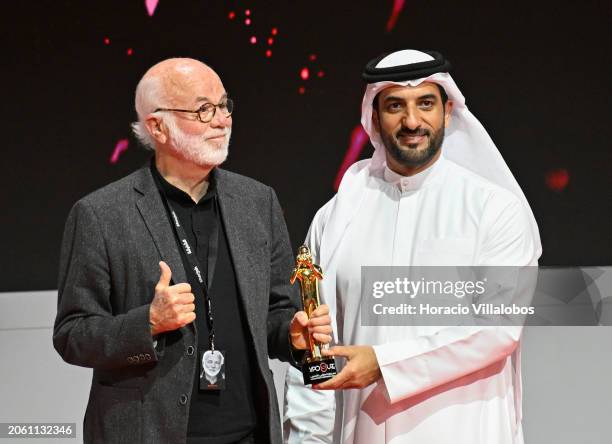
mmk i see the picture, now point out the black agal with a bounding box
[362,51,452,83]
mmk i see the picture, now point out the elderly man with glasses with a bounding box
[53,58,332,444]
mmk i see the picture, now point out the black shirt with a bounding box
[151,163,257,444]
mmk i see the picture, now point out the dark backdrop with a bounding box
[2,0,610,291]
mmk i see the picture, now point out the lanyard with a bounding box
[160,191,220,351]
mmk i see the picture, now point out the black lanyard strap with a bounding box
[160,191,219,351]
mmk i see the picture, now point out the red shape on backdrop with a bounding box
[300,67,310,80]
[309,54,317,61]
[317,70,325,78]
[545,169,570,192]
[228,11,236,20]
[266,49,272,58]
[385,0,406,32]
[271,27,278,36]
[334,125,369,190]
[110,139,129,164]
[267,37,274,45]
[127,48,134,56]
[145,0,159,17]
[245,9,251,16]
[298,86,305,95]
[103,37,110,45]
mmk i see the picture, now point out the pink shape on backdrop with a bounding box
[145,0,159,17]
[386,0,406,32]
[110,139,129,164]
[333,125,369,190]
[300,67,310,81]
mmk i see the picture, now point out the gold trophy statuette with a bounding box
[290,245,337,385]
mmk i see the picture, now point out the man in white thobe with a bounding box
[283,50,542,444]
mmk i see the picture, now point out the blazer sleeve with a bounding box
[53,199,159,370]
[265,187,302,365]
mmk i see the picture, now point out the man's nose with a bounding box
[401,109,421,130]
[210,108,231,128]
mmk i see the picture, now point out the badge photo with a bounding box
[199,349,226,391]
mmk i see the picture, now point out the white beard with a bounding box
[165,116,231,168]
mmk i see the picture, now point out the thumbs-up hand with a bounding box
[149,261,196,336]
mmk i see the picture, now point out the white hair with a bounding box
[131,73,165,150]
[165,113,231,167]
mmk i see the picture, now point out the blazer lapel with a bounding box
[215,170,259,333]
[133,167,187,285]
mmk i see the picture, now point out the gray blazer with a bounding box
[53,165,301,443]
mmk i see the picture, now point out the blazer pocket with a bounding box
[89,383,142,442]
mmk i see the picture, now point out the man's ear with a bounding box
[372,109,381,133]
[444,100,454,128]
[145,115,167,145]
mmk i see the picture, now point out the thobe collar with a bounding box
[383,152,447,192]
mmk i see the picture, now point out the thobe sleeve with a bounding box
[373,192,539,404]
[283,198,337,444]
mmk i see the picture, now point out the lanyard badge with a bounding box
[160,191,226,391]
[199,349,226,390]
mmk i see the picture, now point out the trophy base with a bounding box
[302,357,338,385]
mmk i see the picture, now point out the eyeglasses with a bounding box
[154,98,234,123]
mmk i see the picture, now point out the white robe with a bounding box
[284,154,538,444]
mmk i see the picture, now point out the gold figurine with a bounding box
[291,245,337,384]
